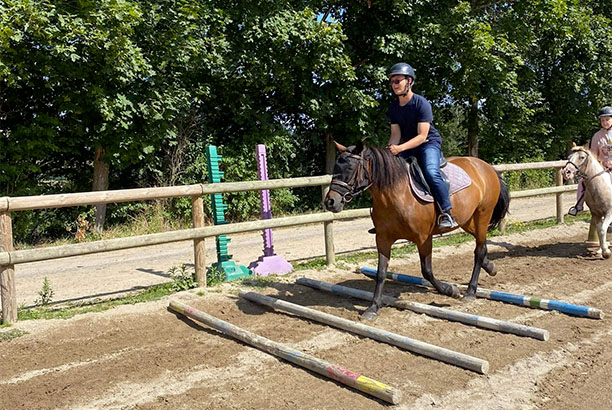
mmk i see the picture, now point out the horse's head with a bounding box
[562,143,592,181]
[324,140,372,213]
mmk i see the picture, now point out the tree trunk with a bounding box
[92,147,110,231]
[467,97,479,157]
[325,131,336,174]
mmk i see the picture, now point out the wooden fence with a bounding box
[0,160,576,324]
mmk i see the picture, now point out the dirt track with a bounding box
[2,219,612,410]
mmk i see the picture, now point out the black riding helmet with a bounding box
[598,106,612,118]
[388,62,416,82]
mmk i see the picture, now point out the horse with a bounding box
[324,140,510,320]
[562,144,612,259]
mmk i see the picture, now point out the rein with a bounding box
[330,152,372,203]
[583,170,609,186]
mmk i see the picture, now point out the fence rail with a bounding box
[0,160,576,324]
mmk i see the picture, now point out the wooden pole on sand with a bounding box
[239,291,489,374]
[296,278,549,341]
[168,300,402,404]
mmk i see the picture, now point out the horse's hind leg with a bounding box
[464,218,491,300]
[465,242,487,300]
[418,237,459,298]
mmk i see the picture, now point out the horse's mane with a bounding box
[364,144,410,190]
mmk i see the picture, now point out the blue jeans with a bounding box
[417,143,452,212]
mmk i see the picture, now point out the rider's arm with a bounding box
[387,122,429,156]
[591,132,612,169]
[387,124,401,146]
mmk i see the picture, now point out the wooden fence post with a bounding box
[556,167,564,224]
[1,210,17,324]
[191,196,206,287]
[322,186,335,266]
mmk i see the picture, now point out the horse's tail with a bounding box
[488,172,510,231]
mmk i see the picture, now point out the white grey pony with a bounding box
[562,144,612,258]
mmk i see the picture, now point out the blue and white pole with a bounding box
[360,267,603,319]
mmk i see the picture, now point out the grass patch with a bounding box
[13,262,232,322]
[241,274,287,289]
[0,328,28,342]
[17,282,177,321]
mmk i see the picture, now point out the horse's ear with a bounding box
[334,141,346,152]
[571,141,577,147]
[354,139,364,154]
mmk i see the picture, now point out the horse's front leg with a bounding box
[362,241,392,321]
[598,214,612,259]
[482,255,497,276]
[418,237,459,298]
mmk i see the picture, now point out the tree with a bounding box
[0,1,230,228]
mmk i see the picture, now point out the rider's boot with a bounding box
[567,204,584,217]
[437,211,458,232]
[368,227,376,234]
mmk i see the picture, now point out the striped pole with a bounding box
[169,300,401,404]
[239,291,489,374]
[296,278,549,341]
[361,267,604,320]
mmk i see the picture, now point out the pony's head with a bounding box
[562,143,598,181]
[324,140,371,212]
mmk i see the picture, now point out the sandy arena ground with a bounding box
[2,194,612,409]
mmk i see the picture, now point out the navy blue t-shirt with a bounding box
[387,94,442,158]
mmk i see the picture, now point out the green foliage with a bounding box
[168,264,197,292]
[503,169,555,191]
[35,277,54,306]
[206,266,226,287]
[2,0,612,244]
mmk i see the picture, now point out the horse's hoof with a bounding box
[451,285,461,298]
[361,309,378,322]
[603,250,611,259]
[486,267,497,277]
[463,293,477,302]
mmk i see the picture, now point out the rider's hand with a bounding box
[387,144,401,156]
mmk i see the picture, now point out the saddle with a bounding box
[406,156,472,203]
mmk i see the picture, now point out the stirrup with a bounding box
[437,212,458,231]
[567,205,583,217]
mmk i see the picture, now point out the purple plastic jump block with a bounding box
[248,144,293,276]
[248,255,293,276]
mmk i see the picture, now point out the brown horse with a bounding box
[324,141,510,320]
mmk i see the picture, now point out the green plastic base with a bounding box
[213,261,252,282]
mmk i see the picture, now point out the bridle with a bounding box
[564,148,607,184]
[329,151,372,203]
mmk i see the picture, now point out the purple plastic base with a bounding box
[248,255,293,276]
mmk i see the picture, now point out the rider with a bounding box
[386,62,458,231]
[568,106,612,216]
